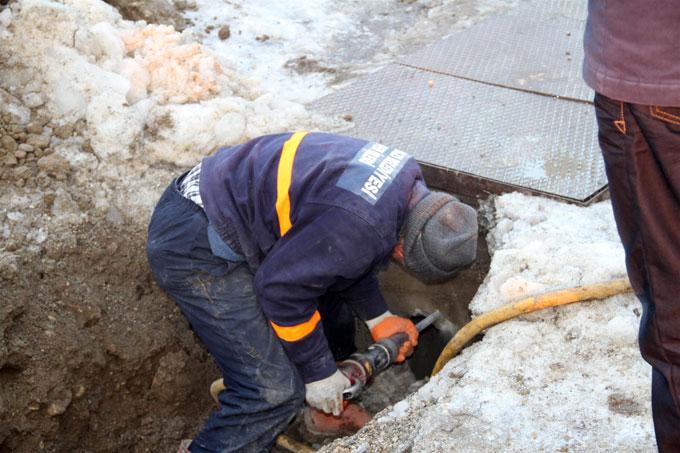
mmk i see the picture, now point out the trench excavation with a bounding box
[264,232,492,450]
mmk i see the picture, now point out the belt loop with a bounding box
[614,101,627,135]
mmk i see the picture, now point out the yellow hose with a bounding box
[431,278,633,375]
[276,434,316,453]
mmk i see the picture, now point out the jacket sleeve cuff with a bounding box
[298,353,337,384]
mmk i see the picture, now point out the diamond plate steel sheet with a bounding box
[310,64,605,202]
[400,1,592,102]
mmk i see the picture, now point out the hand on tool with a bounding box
[305,369,351,416]
[368,314,418,362]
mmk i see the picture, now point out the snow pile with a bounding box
[120,24,223,104]
[474,194,628,312]
[323,193,655,453]
[0,0,343,167]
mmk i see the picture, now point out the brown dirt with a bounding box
[102,0,188,31]
[0,215,219,452]
[284,56,338,75]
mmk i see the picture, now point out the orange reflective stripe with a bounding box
[276,131,308,236]
[270,310,321,342]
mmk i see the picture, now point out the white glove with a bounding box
[304,369,350,416]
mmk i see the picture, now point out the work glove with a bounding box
[305,369,351,416]
[366,311,418,363]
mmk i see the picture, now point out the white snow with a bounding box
[475,193,627,314]
[0,90,31,125]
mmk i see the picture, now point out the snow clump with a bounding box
[120,24,224,104]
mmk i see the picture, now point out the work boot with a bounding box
[302,403,372,438]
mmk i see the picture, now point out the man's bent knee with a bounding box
[256,367,305,410]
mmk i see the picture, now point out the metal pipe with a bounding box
[415,310,442,332]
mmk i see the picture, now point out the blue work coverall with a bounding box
[146,132,425,451]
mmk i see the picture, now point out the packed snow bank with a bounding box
[323,193,655,452]
[0,0,344,167]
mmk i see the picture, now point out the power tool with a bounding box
[340,310,442,400]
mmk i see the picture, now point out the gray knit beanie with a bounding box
[402,191,478,284]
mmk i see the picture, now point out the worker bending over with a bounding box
[146,132,478,452]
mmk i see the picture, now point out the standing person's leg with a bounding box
[146,181,304,453]
[594,94,680,451]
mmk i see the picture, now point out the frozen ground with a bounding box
[0,0,655,451]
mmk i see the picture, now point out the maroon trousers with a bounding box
[595,93,680,451]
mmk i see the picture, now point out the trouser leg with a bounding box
[178,265,304,453]
[146,182,304,453]
[594,94,680,451]
[652,368,680,450]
